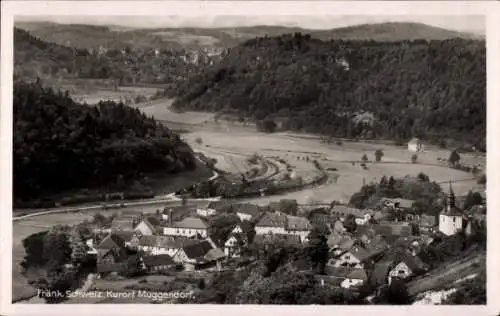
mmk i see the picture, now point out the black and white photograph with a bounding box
[1,1,498,314]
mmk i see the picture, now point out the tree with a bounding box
[195,137,203,145]
[68,229,87,265]
[385,279,411,304]
[411,154,418,164]
[21,231,49,271]
[375,149,384,162]
[463,190,483,210]
[305,227,330,274]
[42,230,72,273]
[343,214,358,233]
[477,174,486,185]
[258,119,277,133]
[448,150,461,166]
[361,154,368,163]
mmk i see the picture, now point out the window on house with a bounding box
[398,270,405,274]
[453,218,456,223]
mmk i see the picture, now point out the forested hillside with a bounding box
[14,28,209,85]
[13,81,196,205]
[171,33,486,149]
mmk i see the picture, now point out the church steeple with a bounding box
[447,181,455,209]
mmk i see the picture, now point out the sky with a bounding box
[16,15,485,35]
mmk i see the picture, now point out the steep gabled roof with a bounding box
[96,233,126,250]
[169,217,209,229]
[255,212,287,228]
[182,241,213,259]
[286,215,312,231]
[114,231,136,242]
[347,268,368,281]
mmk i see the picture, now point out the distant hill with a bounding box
[170,33,486,149]
[15,21,483,50]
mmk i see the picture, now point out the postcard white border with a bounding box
[1,1,499,316]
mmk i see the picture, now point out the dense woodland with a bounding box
[170,33,486,149]
[13,81,196,205]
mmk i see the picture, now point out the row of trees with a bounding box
[171,33,485,149]
[14,81,196,204]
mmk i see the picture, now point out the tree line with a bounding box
[14,81,196,206]
[170,33,485,150]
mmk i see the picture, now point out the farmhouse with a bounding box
[341,268,368,289]
[133,235,200,257]
[224,234,246,258]
[255,212,288,235]
[381,198,415,212]
[408,137,424,152]
[173,241,225,271]
[418,214,437,233]
[95,234,129,275]
[162,205,196,222]
[439,183,463,236]
[233,203,263,221]
[331,205,375,225]
[142,254,176,273]
[286,215,312,242]
[388,253,427,283]
[163,217,209,238]
[134,217,161,236]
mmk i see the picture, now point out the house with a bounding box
[308,207,335,227]
[418,214,437,232]
[328,235,355,255]
[173,241,224,271]
[331,205,374,225]
[374,221,412,238]
[195,200,223,217]
[134,217,161,236]
[162,205,195,222]
[285,215,312,242]
[439,183,463,236]
[96,234,128,268]
[233,203,263,221]
[332,245,371,268]
[142,254,176,273]
[253,234,302,250]
[135,235,199,257]
[408,137,423,152]
[114,231,136,247]
[255,212,288,235]
[388,253,427,283]
[381,198,415,212]
[341,268,368,289]
[163,217,209,238]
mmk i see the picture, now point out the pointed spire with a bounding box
[447,180,456,212]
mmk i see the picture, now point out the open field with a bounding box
[134,99,215,125]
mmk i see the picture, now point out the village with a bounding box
[71,173,486,303]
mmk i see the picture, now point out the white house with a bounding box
[408,137,424,152]
[285,215,312,242]
[134,235,199,257]
[224,235,244,258]
[255,212,288,235]
[340,269,368,289]
[439,183,464,236]
[388,254,427,284]
[163,217,209,238]
[331,205,375,225]
[234,203,262,221]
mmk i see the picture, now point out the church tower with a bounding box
[439,181,463,236]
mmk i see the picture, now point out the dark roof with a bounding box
[233,203,262,217]
[114,231,135,242]
[400,254,427,272]
[374,222,412,237]
[142,254,175,267]
[347,268,368,281]
[371,260,393,286]
[349,246,372,262]
[286,215,312,231]
[182,241,213,259]
[96,234,126,250]
[381,198,415,210]
[331,205,374,218]
[328,235,354,250]
[255,212,287,228]
[207,200,233,212]
[253,233,302,246]
[325,265,353,278]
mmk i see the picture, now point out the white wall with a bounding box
[439,214,463,236]
[237,213,253,221]
[341,278,364,289]
[163,227,208,238]
[255,226,287,235]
